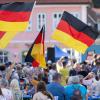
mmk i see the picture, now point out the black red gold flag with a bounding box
[0,2,34,48]
[25,26,46,68]
[52,11,99,54]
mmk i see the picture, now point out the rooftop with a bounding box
[0,0,91,4]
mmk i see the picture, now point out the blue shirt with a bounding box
[47,82,66,100]
[92,67,100,75]
[64,84,87,100]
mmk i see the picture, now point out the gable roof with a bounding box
[0,0,91,4]
[36,0,91,4]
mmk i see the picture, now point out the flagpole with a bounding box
[33,1,36,8]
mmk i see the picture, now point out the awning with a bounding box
[55,46,68,58]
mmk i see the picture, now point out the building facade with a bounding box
[0,0,97,64]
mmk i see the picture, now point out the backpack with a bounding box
[71,86,82,100]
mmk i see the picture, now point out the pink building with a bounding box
[0,0,92,64]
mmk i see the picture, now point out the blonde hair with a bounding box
[10,79,20,91]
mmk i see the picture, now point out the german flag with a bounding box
[25,26,46,68]
[0,2,34,48]
[0,31,5,39]
[0,2,34,31]
[52,11,99,54]
[0,31,18,48]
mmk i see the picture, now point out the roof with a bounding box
[0,0,91,4]
[36,0,91,4]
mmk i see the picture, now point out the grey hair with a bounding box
[71,76,80,84]
[0,79,8,87]
[53,73,62,81]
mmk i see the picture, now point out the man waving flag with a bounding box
[25,25,46,68]
[0,2,34,48]
[52,11,99,54]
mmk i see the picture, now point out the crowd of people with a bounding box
[0,53,100,100]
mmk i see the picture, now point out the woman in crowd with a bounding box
[83,72,96,86]
[0,79,13,100]
[0,87,6,100]
[33,81,53,100]
[10,78,22,100]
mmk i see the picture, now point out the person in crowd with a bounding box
[60,59,69,85]
[10,69,19,81]
[47,73,67,100]
[33,81,53,100]
[6,62,15,82]
[71,59,77,67]
[69,63,81,76]
[92,59,100,77]
[23,84,29,94]
[47,60,52,70]
[19,78,26,90]
[0,87,6,100]
[65,76,69,85]
[27,83,35,96]
[23,83,35,96]
[83,72,97,96]
[85,63,93,73]
[56,56,68,73]
[0,71,3,80]
[65,76,87,100]
[22,66,30,78]
[78,64,88,77]
[42,68,49,84]
[78,75,87,89]
[90,75,100,96]
[10,78,22,100]
[56,57,64,73]
[94,79,100,96]
[48,63,57,83]
[0,64,6,79]
[83,72,96,87]
[30,69,45,92]
[16,63,23,78]
[0,79,13,100]
[67,76,73,85]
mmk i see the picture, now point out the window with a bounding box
[74,50,81,63]
[52,12,62,31]
[52,12,80,31]
[22,51,28,63]
[0,51,9,64]
[37,13,46,31]
[26,19,32,32]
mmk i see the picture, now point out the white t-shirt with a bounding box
[93,80,100,96]
[1,88,13,100]
[83,78,96,86]
[33,92,51,100]
[48,69,56,83]
[0,95,6,100]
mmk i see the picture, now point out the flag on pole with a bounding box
[25,25,46,68]
[0,31,17,48]
[52,11,99,54]
[0,2,34,48]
